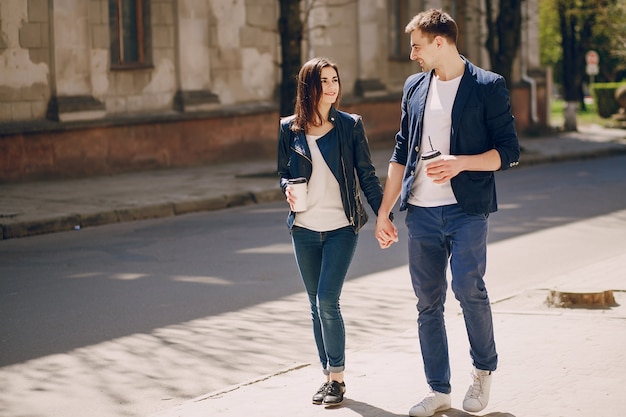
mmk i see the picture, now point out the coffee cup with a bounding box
[421,149,443,180]
[287,177,308,212]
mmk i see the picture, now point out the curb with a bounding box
[2,150,625,240]
[519,146,626,167]
[0,190,284,240]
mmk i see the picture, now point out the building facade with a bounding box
[0,0,546,182]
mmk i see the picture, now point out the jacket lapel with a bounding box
[316,128,342,184]
[415,71,432,146]
[450,60,474,146]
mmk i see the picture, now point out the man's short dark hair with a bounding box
[405,8,458,44]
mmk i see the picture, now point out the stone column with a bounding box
[174,0,219,112]
[47,0,105,122]
[354,0,386,98]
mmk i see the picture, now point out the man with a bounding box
[375,9,520,417]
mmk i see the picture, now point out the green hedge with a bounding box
[592,83,626,118]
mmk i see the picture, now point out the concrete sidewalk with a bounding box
[150,313,626,417]
[1,125,626,240]
[149,248,626,417]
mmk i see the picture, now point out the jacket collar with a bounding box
[328,106,339,124]
[291,106,341,157]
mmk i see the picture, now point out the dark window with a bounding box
[450,0,465,53]
[389,0,410,60]
[109,0,151,69]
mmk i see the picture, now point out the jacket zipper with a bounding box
[291,145,312,164]
[340,156,355,225]
[289,134,313,165]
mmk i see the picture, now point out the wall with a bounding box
[0,0,545,182]
[0,0,51,121]
[0,98,401,182]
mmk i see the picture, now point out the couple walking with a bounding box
[277,9,520,416]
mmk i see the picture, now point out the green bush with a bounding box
[592,83,625,118]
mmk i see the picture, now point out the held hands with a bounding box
[375,216,398,249]
[425,155,460,184]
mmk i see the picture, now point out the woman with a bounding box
[277,57,388,406]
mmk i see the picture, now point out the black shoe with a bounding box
[312,382,331,405]
[323,381,346,406]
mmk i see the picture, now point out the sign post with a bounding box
[585,51,600,120]
[585,50,599,85]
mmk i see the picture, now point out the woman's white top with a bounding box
[294,132,350,231]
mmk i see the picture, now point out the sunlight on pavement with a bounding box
[0,266,416,417]
[237,243,294,254]
[172,275,232,285]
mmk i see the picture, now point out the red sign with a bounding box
[585,50,599,65]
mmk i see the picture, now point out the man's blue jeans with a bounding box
[406,204,498,394]
[291,225,358,374]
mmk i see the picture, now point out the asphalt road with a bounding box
[1,155,625,417]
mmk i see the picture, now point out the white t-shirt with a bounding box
[408,74,462,207]
[294,132,350,231]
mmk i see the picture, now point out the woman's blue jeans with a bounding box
[406,204,498,394]
[291,225,358,374]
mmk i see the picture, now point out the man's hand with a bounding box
[425,150,502,184]
[425,155,460,184]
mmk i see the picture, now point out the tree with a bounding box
[278,0,304,117]
[558,3,592,97]
[484,0,522,87]
[540,0,625,130]
[587,1,626,83]
[539,0,561,69]
[558,0,616,130]
[277,0,354,117]
[541,0,626,82]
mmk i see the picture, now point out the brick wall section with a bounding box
[0,99,402,183]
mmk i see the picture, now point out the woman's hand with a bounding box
[285,186,297,211]
[375,215,398,249]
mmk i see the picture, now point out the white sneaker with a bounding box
[409,390,451,417]
[463,367,493,412]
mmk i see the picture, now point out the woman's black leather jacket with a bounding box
[277,107,385,234]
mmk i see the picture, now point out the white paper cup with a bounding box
[422,150,444,182]
[288,178,308,212]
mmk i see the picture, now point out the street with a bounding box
[1,155,626,417]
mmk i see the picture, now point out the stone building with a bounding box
[0,0,546,182]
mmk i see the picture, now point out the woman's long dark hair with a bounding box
[291,57,341,132]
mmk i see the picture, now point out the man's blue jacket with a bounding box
[392,57,520,215]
